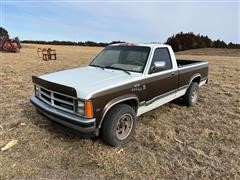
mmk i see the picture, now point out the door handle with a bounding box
[171,72,175,76]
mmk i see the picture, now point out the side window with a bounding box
[150,48,172,73]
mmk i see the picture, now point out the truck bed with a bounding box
[177,59,204,67]
[177,59,208,88]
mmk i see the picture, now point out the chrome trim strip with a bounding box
[188,73,201,85]
[39,89,51,98]
[137,86,188,116]
[139,85,189,107]
[201,77,208,81]
[52,104,74,114]
[145,89,176,106]
[39,93,52,106]
[199,79,207,87]
[36,84,79,115]
[39,93,74,114]
[36,84,78,99]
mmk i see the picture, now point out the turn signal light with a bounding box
[85,100,93,118]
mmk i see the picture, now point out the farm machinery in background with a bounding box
[37,48,57,60]
[0,36,22,53]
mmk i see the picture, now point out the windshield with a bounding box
[90,46,151,73]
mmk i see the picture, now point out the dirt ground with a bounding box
[0,44,239,179]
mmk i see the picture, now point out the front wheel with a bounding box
[184,82,199,106]
[101,104,136,146]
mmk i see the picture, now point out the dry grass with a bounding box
[176,48,240,57]
[0,44,240,179]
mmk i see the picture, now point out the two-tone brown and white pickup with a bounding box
[30,43,208,146]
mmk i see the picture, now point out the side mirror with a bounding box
[150,61,166,73]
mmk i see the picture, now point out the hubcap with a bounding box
[191,86,199,103]
[116,113,133,140]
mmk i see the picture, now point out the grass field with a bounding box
[0,44,240,179]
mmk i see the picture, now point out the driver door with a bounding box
[144,48,178,104]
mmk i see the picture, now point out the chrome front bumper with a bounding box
[30,96,97,134]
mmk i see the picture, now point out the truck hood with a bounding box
[40,66,142,99]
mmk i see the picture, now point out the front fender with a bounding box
[98,94,139,128]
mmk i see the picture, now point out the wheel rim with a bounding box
[191,86,199,103]
[116,113,133,140]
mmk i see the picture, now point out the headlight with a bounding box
[77,100,93,118]
[77,100,85,115]
[35,85,39,97]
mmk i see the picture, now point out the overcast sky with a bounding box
[2,1,239,43]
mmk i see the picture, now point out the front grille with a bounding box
[38,86,76,113]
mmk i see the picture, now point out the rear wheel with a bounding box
[184,82,199,106]
[101,104,136,146]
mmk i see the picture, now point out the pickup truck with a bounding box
[30,43,208,146]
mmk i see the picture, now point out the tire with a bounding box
[184,82,199,106]
[101,104,136,146]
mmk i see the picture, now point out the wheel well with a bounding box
[191,76,201,84]
[99,98,138,129]
[120,99,138,113]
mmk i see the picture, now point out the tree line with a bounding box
[1,27,239,50]
[20,40,109,47]
[165,32,240,52]
[20,40,124,47]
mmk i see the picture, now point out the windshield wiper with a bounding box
[104,66,131,75]
[90,64,104,70]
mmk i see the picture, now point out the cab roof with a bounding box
[109,42,170,48]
